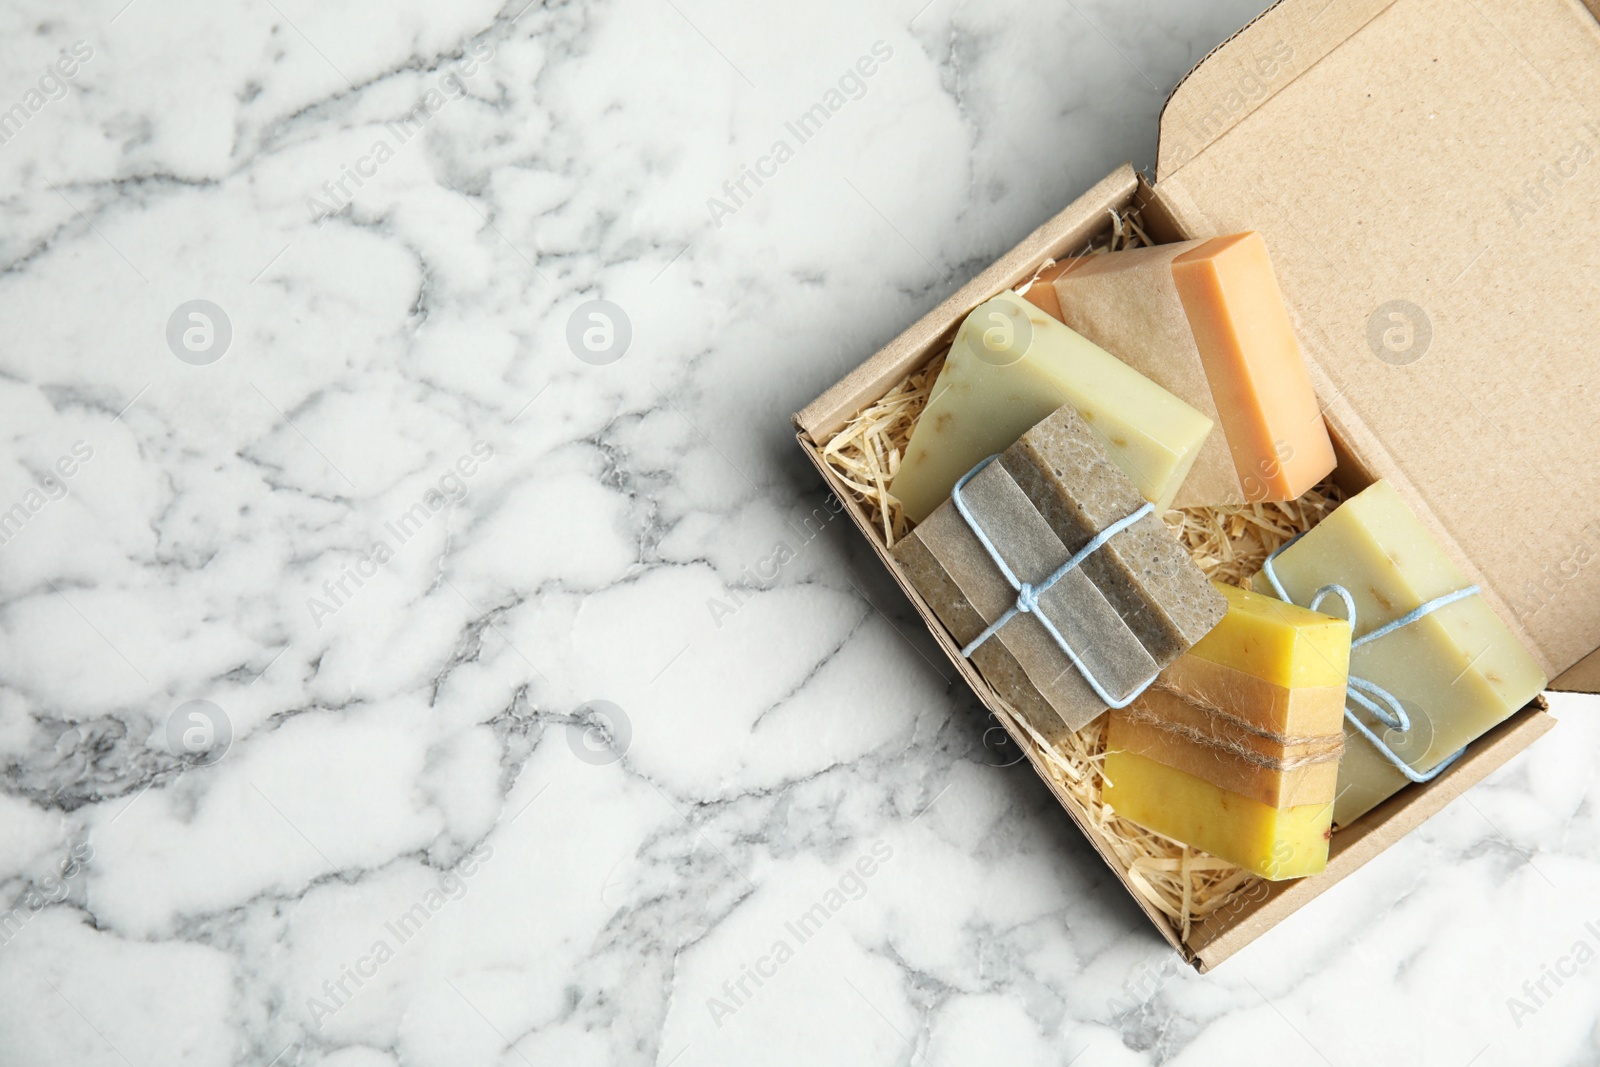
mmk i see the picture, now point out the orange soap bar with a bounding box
[1023,233,1335,507]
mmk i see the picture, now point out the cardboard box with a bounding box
[792,0,1600,970]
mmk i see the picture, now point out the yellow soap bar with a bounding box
[1109,582,1347,811]
[889,291,1213,523]
[1188,582,1351,693]
[1251,480,1547,826]
[1104,749,1332,880]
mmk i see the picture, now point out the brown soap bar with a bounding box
[1108,688,1342,809]
[893,404,1226,731]
[1026,250,1232,505]
[999,404,1224,663]
[895,531,1078,748]
[914,461,1158,730]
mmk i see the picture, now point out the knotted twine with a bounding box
[951,455,1158,709]
[1259,532,1476,783]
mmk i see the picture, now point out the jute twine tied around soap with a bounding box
[1128,683,1343,773]
[818,204,1348,946]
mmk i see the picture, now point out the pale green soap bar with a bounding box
[1250,480,1548,826]
[889,291,1214,523]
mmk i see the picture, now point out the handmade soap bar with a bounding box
[1110,689,1341,809]
[889,291,1213,523]
[1025,233,1334,507]
[894,403,1225,733]
[898,462,1158,739]
[1103,749,1333,881]
[1175,581,1350,734]
[1250,480,1548,826]
[1109,582,1349,810]
[998,408,1224,665]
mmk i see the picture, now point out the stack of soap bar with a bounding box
[1161,583,1351,742]
[1250,480,1548,826]
[888,290,1213,523]
[894,402,1225,739]
[1104,582,1350,880]
[1024,233,1335,507]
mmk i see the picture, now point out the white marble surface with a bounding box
[1,1,1598,1064]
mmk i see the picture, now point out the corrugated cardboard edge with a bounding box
[1188,698,1555,972]
[1156,0,1398,180]
[792,166,1141,444]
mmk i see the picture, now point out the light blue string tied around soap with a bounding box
[950,455,1158,710]
[1259,532,1480,783]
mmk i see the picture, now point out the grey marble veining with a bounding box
[1,1,1598,1065]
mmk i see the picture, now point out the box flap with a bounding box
[1551,646,1600,693]
[1156,0,1398,178]
[1153,0,1600,686]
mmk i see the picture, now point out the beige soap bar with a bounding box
[1111,688,1342,809]
[889,291,1213,523]
[1250,480,1547,825]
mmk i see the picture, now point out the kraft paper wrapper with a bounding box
[1030,243,1244,508]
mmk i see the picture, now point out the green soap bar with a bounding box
[1251,480,1547,826]
[890,291,1213,523]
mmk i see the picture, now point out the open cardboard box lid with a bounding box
[1150,0,1600,690]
